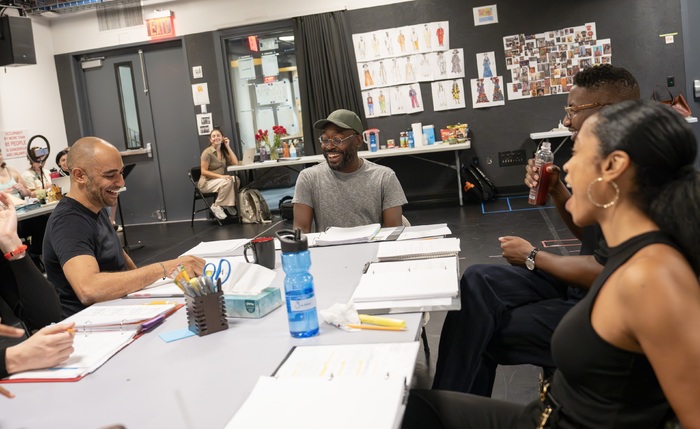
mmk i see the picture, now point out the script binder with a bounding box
[2,304,181,383]
[352,257,459,303]
[226,342,420,429]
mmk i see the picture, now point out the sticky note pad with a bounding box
[159,328,196,343]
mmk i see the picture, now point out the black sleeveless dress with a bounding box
[546,231,678,428]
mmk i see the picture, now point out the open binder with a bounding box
[226,342,420,429]
[2,304,181,383]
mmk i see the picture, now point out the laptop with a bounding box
[52,176,71,195]
[240,148,256,166]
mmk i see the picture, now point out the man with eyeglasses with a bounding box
[432,64,640,396]
[43,137,206,317]
[292,109,407,233]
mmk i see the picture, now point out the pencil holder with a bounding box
[185,290,229,336]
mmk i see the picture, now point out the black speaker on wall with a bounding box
[0,15,36,67]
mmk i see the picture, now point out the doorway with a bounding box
[79,42,198,224]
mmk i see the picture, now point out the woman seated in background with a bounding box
[55,148,70,177]
[402,101,700,429]
[0,193,75,385]
[199,128,239,220]
[0,153,30,201]
[21,155,52,199]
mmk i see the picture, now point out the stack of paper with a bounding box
[180,239,249,257]
[314,223,381,246]
[64,303,178,331]
[226,342,419,429]
[397,223,451,240]
[127,277,183,298]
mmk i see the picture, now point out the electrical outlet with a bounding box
[498,150,527,167]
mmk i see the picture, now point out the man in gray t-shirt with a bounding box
[293,109,407,232]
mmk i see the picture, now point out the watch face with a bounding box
[526,258,535,270]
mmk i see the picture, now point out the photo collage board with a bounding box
[503,22,612,100]
[353,21,468,117]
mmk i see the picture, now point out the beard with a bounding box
[323,144,358,171]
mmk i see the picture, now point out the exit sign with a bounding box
[145,10,175,39]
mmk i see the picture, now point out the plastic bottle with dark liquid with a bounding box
[528,142,554,206]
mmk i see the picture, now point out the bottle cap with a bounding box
[276,228,308,253]
[542,141,552,150]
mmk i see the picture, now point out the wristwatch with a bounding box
[525,247,540,271]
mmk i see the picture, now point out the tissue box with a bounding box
[224,287,283,319]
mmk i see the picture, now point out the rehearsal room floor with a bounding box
[125,196,576,405]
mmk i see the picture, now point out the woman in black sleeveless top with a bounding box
[401,101,700,428]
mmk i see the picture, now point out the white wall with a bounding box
[49,0,414,54]
[0,15,68,175]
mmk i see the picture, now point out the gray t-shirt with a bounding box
[293,159,407,232]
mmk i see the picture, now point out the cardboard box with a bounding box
[224,287,283,319]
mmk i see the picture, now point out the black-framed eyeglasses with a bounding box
[563,102,608,120]
[318,134,358,147]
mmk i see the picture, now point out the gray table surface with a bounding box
[0,242,424,429]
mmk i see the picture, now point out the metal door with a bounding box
[81,44,198,224]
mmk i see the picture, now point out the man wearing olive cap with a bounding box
[292,109,407,233]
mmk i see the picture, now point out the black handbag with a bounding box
[279,196,294,220]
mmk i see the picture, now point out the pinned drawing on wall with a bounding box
[473,5,498,26]
[431,79,466,111]
[470,76,506,109]
[476,52,496,79]
[389,84,423,115]
[362,89,391,118]
[446,49,465,79]
[502,22,610,101]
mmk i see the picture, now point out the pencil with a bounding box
[344,324,407,332]
[0,385,14,399]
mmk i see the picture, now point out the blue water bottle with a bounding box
[276,229,319,338]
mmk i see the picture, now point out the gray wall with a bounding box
[348,0,688,195]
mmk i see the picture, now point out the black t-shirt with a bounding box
[43,197,126,318]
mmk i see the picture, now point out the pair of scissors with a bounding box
[204,259,231,284]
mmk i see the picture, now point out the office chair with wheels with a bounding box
[189,166,222,227]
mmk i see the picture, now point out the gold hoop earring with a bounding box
[587,177,619,209]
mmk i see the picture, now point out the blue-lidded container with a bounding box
[276,229,319,338]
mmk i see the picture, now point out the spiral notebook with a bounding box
[375,237,460,262]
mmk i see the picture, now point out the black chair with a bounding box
[189,166,223,227]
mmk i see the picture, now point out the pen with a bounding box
[0,385,14,399]
[344,324,407,332]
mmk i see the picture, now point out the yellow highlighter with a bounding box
[358,314,406,329]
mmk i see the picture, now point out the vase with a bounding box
[269,144,279,160]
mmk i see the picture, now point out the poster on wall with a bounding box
[261,52,279,77]
[473,5,498,26]
[2,129,28,160]
[196,113,213,136]
[470,76,505,109]
[191,83,210,106]
[502,22,609,101]
[431,79,466,111]
[238,56,256,80]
